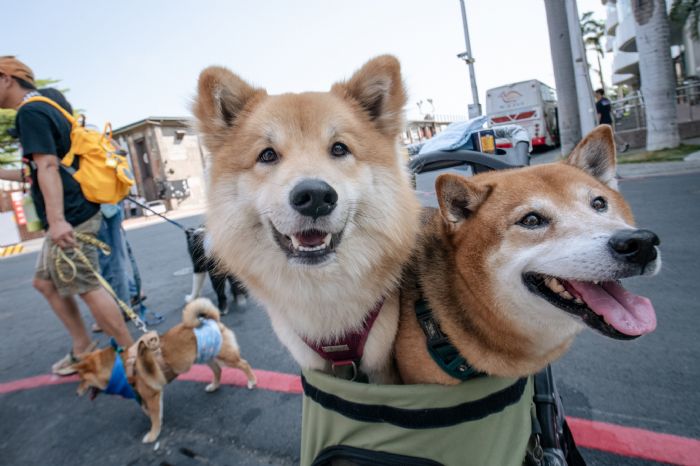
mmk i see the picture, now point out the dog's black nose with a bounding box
[289,179,338,219]
[608,229,660,267]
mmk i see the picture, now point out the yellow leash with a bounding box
[52,233,149,333]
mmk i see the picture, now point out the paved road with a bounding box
[1,172,698,466]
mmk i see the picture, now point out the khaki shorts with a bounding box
[35,212,103,297]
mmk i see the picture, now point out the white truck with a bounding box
[485,79,559,149]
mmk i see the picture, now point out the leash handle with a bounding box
[53,233,149,333]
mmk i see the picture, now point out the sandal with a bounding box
[52,352,79,376]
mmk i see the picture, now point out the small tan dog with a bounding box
[396,126,661,384]
[73,298,256,443]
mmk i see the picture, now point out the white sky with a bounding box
[2,0,608,128]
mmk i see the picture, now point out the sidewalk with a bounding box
[616,157,700,178]
[121,205,204,231]
[531,145,700,178]
[0,206,204,259]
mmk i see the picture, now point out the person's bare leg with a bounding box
[80,288,133,347]
[33,278,91,354]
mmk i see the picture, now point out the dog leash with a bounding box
[126,196,187,231]
[52,233,149,334]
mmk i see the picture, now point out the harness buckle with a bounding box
[331,360,358,381]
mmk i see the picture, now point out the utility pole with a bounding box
[458,0,481,118]
[565,0,597,136]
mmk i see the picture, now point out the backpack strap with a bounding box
[19,96,78,126]
[18,96,81,167]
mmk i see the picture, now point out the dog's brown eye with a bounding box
[518,212,548,229]
[258,148,279,164]
[331,142,349,157]
[591,196,607,212]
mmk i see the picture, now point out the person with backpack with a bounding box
[0,56,132,375]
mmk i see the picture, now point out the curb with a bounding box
[617,160,700,179]
[0,243,24,257]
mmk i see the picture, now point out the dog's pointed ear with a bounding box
[436,174,491,227]
[71,359,88,374]
[193,66,266,151]
[331,55,407,137]
[566,125,618,190]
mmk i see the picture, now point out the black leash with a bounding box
[126,196,188,231]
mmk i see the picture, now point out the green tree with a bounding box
[670,0,700,39]
[0,78,64,165]
[580,11,606,90]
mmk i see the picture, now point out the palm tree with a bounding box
[581,11,606,90]
[544,0,581,154]
[632,0,680,150]
[670,0,700,39]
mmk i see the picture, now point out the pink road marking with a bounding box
[0,373,78,394]
[177,365,302,393]
[567,416,700,466]
[0,366,301,396]
[2,367,699,465]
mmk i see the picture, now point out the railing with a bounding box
[611,82,700,131]
[611,92,645,131]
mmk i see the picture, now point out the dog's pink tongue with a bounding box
[567,280,656,336]
[295,230,326,247]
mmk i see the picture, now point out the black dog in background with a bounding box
[185,227,247,314]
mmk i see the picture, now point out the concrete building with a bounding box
[601,0,700,146]
[604,0,640,87]
[112,117,207,212]
[603,0,691,88]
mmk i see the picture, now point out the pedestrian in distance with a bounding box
[595,88,629,153]
[0,56,133,375]
[595,88,613,125]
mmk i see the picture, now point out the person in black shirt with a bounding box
[595,88,613,125]
[0,56,132,375]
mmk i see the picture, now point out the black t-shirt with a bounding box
[15,96,100,229]
[596,97,613,125]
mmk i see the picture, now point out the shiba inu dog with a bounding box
[73,298,257,442]
[396,126,661,384]
[192,56,420,383]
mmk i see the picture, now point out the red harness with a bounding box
[302,298,384,380]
